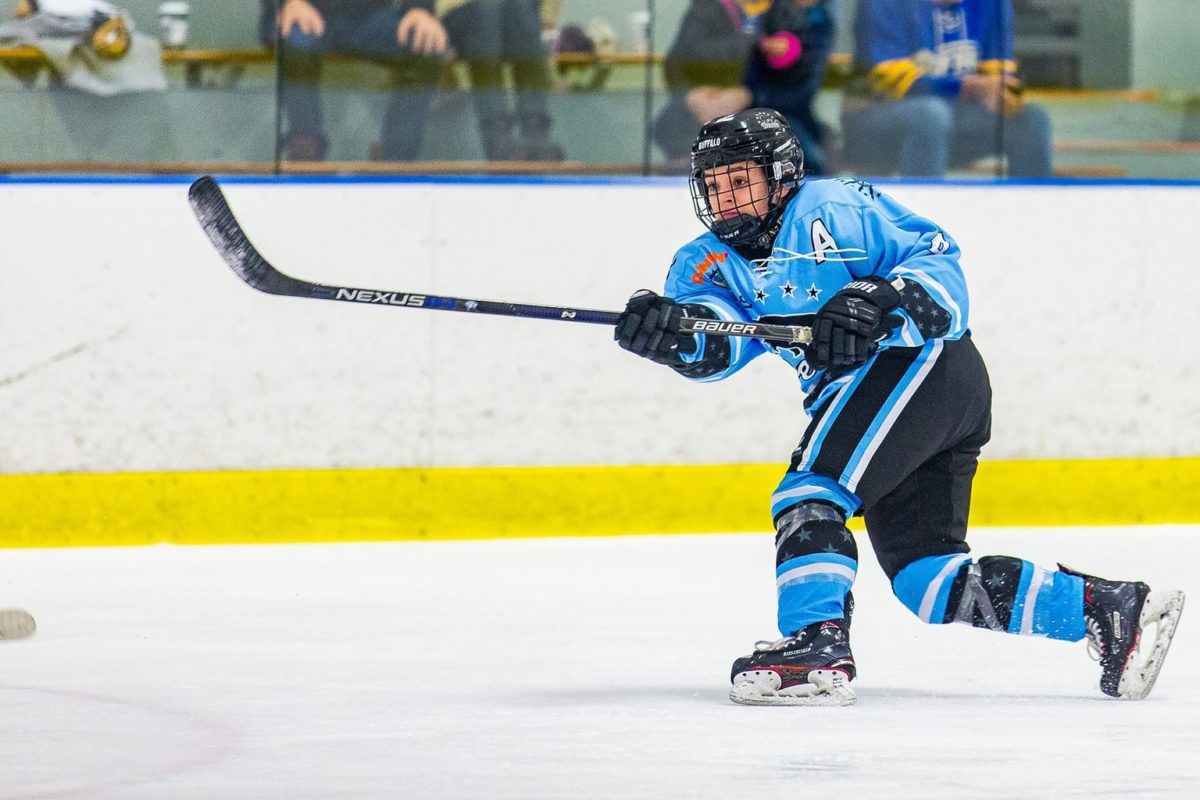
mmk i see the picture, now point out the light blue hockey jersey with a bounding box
[663,177,970,409]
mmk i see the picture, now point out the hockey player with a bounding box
[614,108,1184,706]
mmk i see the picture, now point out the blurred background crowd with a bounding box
[1,0,1198,179]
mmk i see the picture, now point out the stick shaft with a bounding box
[679,316,815,345]
[187,176,897,347]
[308,285,621,326]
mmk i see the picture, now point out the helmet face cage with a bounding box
[689,153,795,247]
[688,109,804,248]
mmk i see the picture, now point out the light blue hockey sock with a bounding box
[893,554,1085,642]
[776,553,856,636]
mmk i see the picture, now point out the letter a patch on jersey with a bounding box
[811,219,839,264]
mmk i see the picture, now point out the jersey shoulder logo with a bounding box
[691,251,729,285]
[835,177,878,200]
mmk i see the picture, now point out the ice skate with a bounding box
[0,608,36,640]
[729,619,856,706]
[1060,565,1185,700]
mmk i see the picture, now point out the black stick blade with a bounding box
[188,176,318,297]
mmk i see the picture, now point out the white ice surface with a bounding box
[1,526,1196,799]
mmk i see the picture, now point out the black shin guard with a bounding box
[774,502,858,567]
[942,555,1025,630]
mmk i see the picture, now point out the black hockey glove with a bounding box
[615,290,696,365]
[808,276,903,369]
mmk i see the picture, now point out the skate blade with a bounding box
[1118,590,1184,700]
[729,669,856,707]
[0,608,36,641]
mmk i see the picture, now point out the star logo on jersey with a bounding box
[806,284,822,301]
[754,288,767,303]
[781,281,796,299]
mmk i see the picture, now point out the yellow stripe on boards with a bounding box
[971,458,1200,526]
[0,465,780,547]
[1,458,1197,548]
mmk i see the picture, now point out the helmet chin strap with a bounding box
[710,213,760,242]
[710,184,797,250]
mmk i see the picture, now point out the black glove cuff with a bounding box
[839,276,901,313]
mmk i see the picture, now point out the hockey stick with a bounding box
[189,175,862,346]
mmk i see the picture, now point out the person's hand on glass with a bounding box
[398,8,448,56]
[278,0,325,37]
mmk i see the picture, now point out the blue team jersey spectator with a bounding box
[842,0,1052,177]
[853,0,1014,99]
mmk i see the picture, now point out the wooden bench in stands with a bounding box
[0,44,667,87]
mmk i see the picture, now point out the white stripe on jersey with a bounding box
[846,339,944,493]
[797,373,861,471]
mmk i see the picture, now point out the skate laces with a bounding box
[1085,613,1141,663]
[1084,616,1104,661]
[754,621,846,652]
[754,636,797,652]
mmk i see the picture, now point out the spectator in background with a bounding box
[745,0,836,174]
[841,0,1052,177]
[1,0,167,94]
[655,0,835,175]
[260,0,446,161]
[438,0,564,161]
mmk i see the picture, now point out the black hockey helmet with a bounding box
[689,108,804,249]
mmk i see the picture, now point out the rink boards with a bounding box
[2,176,1198,545]
[1,458,1198,546]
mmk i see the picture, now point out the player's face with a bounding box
[702,162,772,221]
